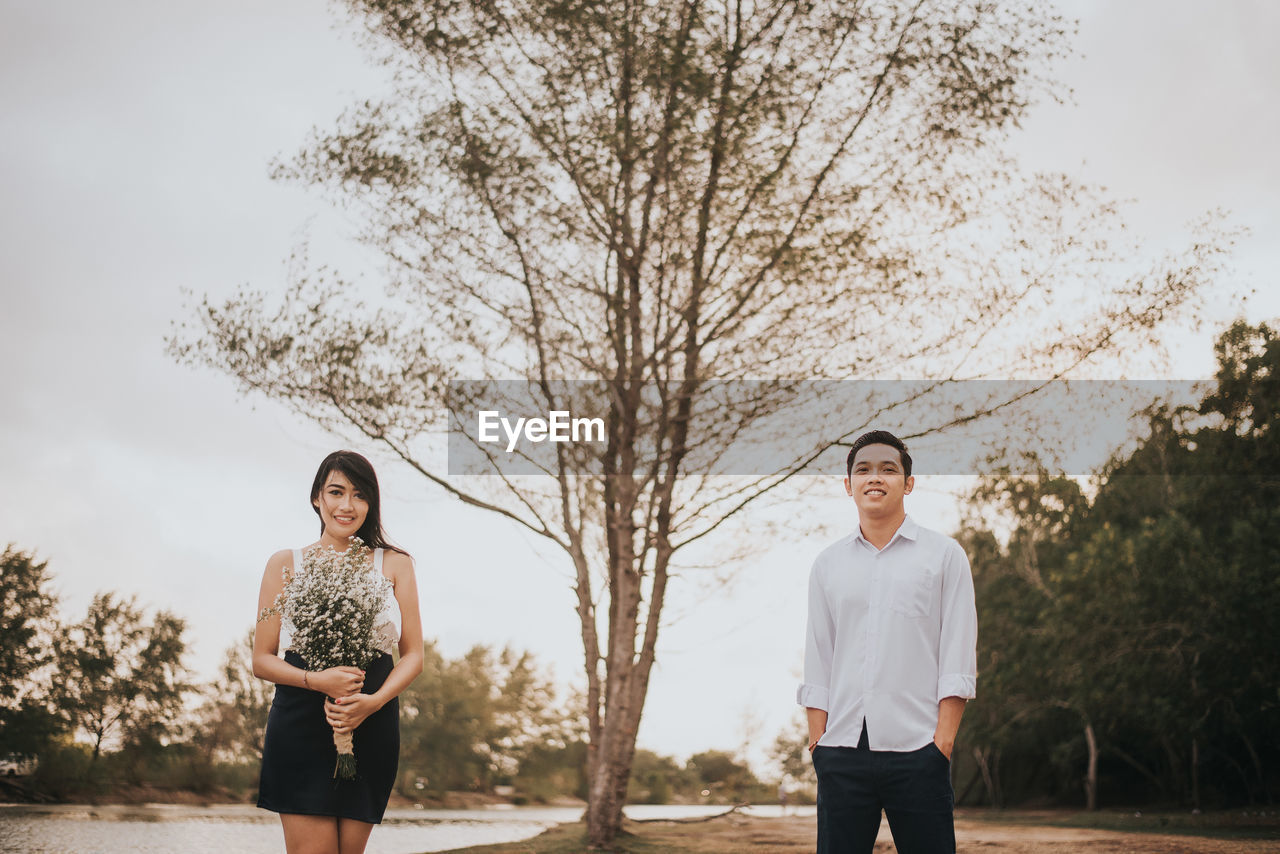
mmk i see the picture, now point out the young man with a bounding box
[798,430,977,854]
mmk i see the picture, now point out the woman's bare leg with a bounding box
[337,817,375,854]
[280,813,340,854]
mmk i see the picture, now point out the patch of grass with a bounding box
[438,821,673,854]
[964,807,1280,841]
[437,815,814,854]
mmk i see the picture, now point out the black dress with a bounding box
[257,650,399,823]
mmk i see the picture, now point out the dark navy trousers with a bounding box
[812,723,955,854]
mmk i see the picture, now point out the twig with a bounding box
[628,804,747,824]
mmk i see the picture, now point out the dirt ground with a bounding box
[450,811,1280,853]
[627,813,1280,853]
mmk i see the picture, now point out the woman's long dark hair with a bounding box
[310,450,407,555]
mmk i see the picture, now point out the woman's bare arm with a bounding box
[251,549,365,698]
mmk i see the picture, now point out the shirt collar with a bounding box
[853,514,920,549]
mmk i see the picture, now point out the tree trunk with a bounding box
[973,746,996,807]
[955,762,981,806]
[583,467,674,846]
[1191,737,1201,812]
[992,747,1003,809]
[584,660,648,846]
[1240,732,1270,805]
[1160,736,1182,801]
[1220,749,1255,805]
[1110,743,1166,792]
[1083,722,1098,810]
[585,760,627,846]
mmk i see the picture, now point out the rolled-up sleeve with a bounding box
[797,563,835,710]
[936,541,978,702]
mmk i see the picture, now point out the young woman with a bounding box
[253,450,424,854]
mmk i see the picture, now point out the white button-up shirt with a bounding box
[798,515,978,751]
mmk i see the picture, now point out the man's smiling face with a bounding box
[844,442,914,518]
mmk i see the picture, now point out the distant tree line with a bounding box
[0,561,781,804]
[629,748,775,805]
[0,563,591,802]
[952,320,1280,810]
[0,566,193,797]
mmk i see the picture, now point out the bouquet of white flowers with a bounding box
[259,538,392,779]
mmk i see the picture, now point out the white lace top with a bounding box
[280,547,401,657]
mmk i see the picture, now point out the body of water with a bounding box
[0,803,811,853]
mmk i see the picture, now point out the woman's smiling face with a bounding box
[313,470,369,543]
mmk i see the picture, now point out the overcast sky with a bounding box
[2,1,1277,772]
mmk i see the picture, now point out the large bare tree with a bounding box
[172,0,1229,843]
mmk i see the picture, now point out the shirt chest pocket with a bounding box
[890,565,936,618]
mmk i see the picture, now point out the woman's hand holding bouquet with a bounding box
[310,667,365,699]
[324,693,383,734]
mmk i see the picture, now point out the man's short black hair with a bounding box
[846,430,912,479]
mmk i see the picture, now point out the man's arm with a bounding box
[934,541,978,759]
[933,696,966,759]
[798,562,835,750]
[806,707,828,753]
